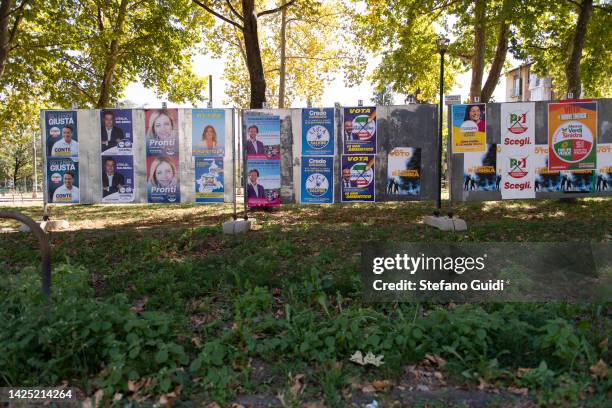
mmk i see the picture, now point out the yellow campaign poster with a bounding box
[548,101,597,171]
[452,104,486,153]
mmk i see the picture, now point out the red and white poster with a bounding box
[499,102,535,199]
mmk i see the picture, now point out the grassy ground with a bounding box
[0,199,610,407]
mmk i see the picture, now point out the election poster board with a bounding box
[500,103,535,199]
[101,155,134,203]
[246,159,281,207]
[341,154,375,202]
[302,108,335,156]
[45,110,78,158]
[192,109,225,157]
[548,101,597,171]
[145,109,180,203]
[195,157,224,203]
[534,145,561,193]
[343,106,377,154]
[452,104,486,153]
[595,144,612,193]
[47,157,79,203]
[245,115,280,160]
[387,147,421,198]
[100,109,133,155]
[463,144,499,192]
[300,156,334,204]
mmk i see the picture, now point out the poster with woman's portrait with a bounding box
[452,104,486,153]
[192,109,225,157]
[145,109,179,156]
[146,155,180,203]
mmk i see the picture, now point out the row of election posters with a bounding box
[45,111,80,203]
[44,109,230,204]
[299,107,422,203]
[457,101,609,198]
[246,115,281,208]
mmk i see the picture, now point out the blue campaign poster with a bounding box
[300,156,334,204]
[192,109,225,157]
[342,106,376,154]
[341,154,376,202]
[195,157,224,203]
[302,108,334,156]
[101,155,134,203]
[100,109,133,155]
[47,157,79,203]
[45,110,78,158]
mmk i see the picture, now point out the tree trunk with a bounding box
[0,0,14,80]
[565,0,593,98]
[480,21,509,102]
[242,0,266,108]
[278,6,287,108]
[96,0,129,108]
[469,0,486,102]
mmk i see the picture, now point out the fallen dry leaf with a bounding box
[291,373,305,396]
[477,377,489,390]
[507,386,528,396]
[371,379,391,391]
[516,368,530,378]
[590,359,608,379]
[363,352,384,367]
[424,354,446,368]
[599,337,608,349]
[361,384,376,394]
[350,350,364,365]
[130,296,148,313]
[94,389,104,405]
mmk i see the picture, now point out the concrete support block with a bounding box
[223,219,251,234]
[423,215,468,232]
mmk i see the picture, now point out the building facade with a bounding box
[505,63,554,102]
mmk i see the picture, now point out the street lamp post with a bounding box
[435,37,450,217]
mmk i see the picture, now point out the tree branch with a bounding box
[257,0,296,18]
[192,0,243,30]
[225,0,243,21]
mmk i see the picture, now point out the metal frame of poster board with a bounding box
[448,99,612,202]
[40,108,236,205]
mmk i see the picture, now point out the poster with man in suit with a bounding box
[101,156,134,203]
[100,109,133,155]
[247,160,280,208]
[244,114,280,160]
